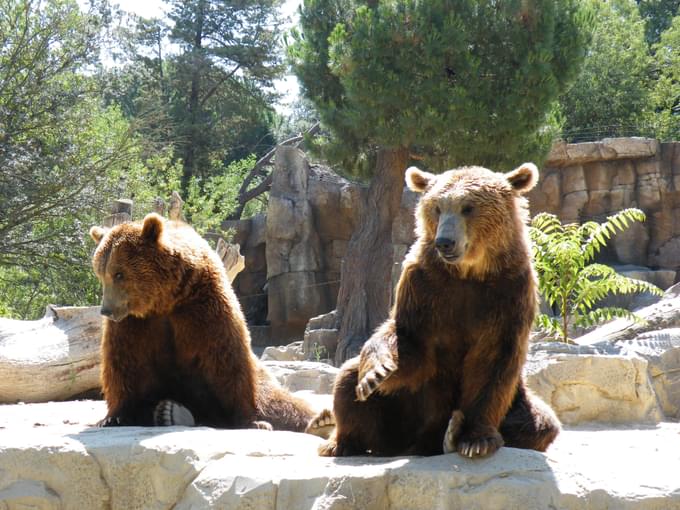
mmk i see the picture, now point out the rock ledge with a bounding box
[0,401,678,509]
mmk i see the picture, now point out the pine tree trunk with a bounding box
[333,146,410,364]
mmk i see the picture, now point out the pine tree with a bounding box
[289,0,593,362]
[168,0,284,191]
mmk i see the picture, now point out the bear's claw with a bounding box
[443,410,503,458]
[355,359,397,401]
[305,409,335,438]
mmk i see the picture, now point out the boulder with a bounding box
[263,361,338,394]
[560,190,589,224]
[261,342,305,362]
[302,328,338,362]
[617,328,680,419]
[535,290,680,422]
[526,343,663,425]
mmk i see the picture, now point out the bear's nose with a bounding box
[435,237,456,252]
[100,306,113,318]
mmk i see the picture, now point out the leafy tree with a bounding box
[167,0,284,191]
[560,0,653,141]
[0,1,186,319]
[530,209,663,344]
[649,15,680,140]
[0,0,144,315]
[289,0,593,362]
[637,0,680,44]
[184,155,265,235]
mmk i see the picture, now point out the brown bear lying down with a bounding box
[311,163,560,458]
[90,213,315,431]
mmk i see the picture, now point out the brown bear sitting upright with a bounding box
[89,213,315,431]
[317,163,560,458]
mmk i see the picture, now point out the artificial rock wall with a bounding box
[231,138,680,344]
[529,138,680,269]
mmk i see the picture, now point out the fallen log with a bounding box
[0,306,102,403]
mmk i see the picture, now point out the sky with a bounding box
[108,0,302,21]
[81,0,303,112]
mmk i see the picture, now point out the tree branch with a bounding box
[226,121,320,220]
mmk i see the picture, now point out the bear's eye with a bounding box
[461,204,474,216]
[114,272,124,282]
[434,206,441,216]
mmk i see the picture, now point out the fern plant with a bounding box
[529,209,663,343]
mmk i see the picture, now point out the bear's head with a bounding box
[405,163,538,276]
[89,213,177,321]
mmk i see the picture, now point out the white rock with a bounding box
[527,351,663,425]
[264,361,339,394]
[261,342,305,362]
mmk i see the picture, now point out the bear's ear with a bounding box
[141,213,164,243]
[506,163,539,194]
[406,167,436,193]
[89,226,106,246]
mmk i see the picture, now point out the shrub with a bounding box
[529,209,663,343]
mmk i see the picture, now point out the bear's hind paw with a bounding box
[305,408,335,439]
[153,400,196,427]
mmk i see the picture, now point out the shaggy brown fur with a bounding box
[89,213,314,431]
[317,164,560,458]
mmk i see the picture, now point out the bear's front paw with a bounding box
[455,426,504,459]
[355,357,397,401]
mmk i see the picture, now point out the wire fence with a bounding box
[558,124,666,144]
[237,278,342,303]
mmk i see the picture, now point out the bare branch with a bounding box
[227,121,320,220]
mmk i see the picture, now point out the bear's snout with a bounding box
[435,237,456,252]
[435,213,466,263]
[100,304,128,322]
[435,239,461,262]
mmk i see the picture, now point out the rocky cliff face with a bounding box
[232,139,680,345]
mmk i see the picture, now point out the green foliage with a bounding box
[184,155,264,235]
[167,0,283,189]
[530,210,663,343]
[637,0,680,44]
[560,0,654,141]
[649,15,680,141]
[289,0,594,171]
[0,0,142,317]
